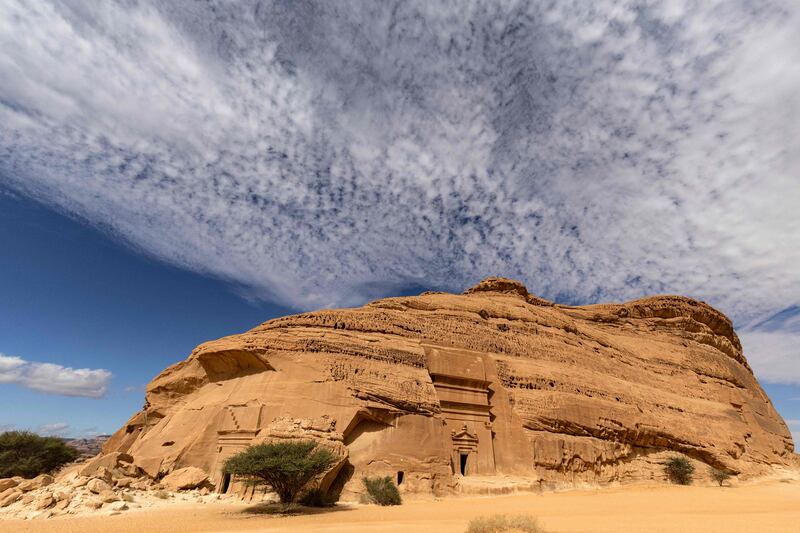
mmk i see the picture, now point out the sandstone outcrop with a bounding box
[77,452,134,479]
[101,277,794,499]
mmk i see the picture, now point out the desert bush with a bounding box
[0,431,79,478]
[362,476,402,506]
[223,441,335,504]
[709,467,732,486]
[466,513,542,533]
[299,487,334,507]
[664,456,695,485]
[153,490,170,499]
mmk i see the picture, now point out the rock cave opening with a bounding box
[397,471,404,485]
[220,473,231,494]
[460,453,468,475]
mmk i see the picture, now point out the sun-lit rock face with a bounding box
[105,278,794,497]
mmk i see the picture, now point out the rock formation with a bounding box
[101,277,794,498]
[64,435,111,461]
[0,454,223,520]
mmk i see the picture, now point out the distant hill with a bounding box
[64,435,111,459]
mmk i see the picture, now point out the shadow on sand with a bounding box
[238,502,354,518]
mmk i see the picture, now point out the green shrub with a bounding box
[466,513,542,533]
[664,456,695,485]
[223,441,335,504]
[362,476,402,506]
[0,431,79,478]
[709,467,732,486]
[299,487,334,507]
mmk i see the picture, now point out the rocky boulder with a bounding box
[78,452,134,478]
[114,477,133,488]
[161,467,208,491]
[0,489,22,508]
[86,478,111,494]
[98,489,119,503]
[0,478,20,492]
[53,488,73,501]
[16,474,53,492]
[107,501,128,511]
[33,495,54,510]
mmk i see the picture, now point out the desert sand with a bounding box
[4,478,799,533]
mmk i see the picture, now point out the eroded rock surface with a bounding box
[102,277,794,497]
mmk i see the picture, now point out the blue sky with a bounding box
[0,1,799,441]
[0,188,291,436]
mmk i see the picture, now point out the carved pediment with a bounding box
[451,424,478,443]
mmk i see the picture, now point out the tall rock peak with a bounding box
[463,276,554,306]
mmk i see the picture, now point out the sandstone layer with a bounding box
[103,277,794,498]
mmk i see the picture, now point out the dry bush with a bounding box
[709,467,732,486]
[466,513,542,533]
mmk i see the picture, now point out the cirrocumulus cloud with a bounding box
[0,1,798,380]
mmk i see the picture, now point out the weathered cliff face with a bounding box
[105,278,794,497]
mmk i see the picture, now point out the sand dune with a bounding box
[4,479,800,533]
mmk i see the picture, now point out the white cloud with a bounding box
[0,354,25,382]
[741,331,800,384]
[36,422,71,437]
[740,306,800,384]
[0,1,798,341]
[0,353,111,398]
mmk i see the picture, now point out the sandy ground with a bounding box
[4,480,800,533]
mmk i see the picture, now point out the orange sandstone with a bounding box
[103,277,794,499]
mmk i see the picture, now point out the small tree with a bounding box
[0,431,79,478]
[362,476,402,505]
[223,441,334,504]
[709,467,731,486]
[664,456,695,485]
